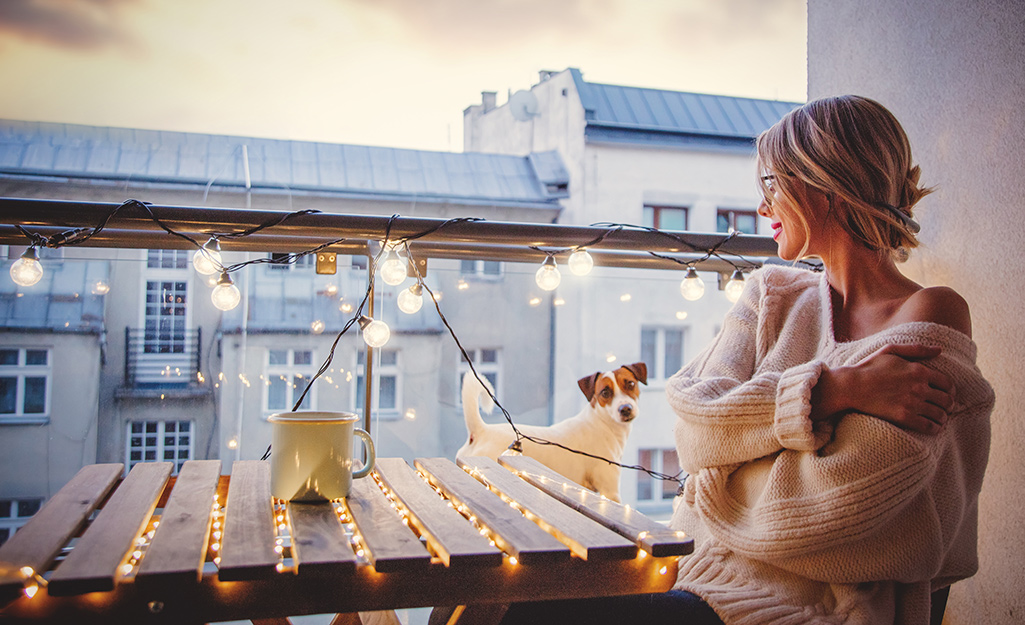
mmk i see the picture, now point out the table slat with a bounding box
[414,458,569,566]
[47,462,172,596]
[498,455,693,557]
[0,463,123,601]
[135,460,222,587]
[287,502,357,576]
[374,458,503,568]
[218,460,278,581]
[458,457,636,561]
[345,476,431,573]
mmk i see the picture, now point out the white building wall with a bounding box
[808,0,1024,621]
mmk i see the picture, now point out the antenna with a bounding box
[508,90,540,122]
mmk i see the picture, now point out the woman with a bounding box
[501,96,994,625]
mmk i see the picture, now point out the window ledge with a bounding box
[0,416,50,425]
[116,385,213,400]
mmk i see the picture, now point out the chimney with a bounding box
[481,91,497,113]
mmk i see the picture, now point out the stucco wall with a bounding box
[808,1,1025,622]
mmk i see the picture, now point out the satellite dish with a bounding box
[508,90,540,122]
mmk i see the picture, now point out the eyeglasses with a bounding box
[760,175,778,191]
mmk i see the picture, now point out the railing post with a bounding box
[195,327,202,386]
[124,326,131,386]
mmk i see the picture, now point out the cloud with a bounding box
[0,0,137,50]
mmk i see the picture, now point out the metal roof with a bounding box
[568,68,801,151]
[0,120,568,209]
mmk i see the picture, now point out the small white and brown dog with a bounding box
[455,363,647,502]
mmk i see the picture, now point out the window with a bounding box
[717,209,758,235]
[636,448,680,502]
[356,349,401,417]
[126,421,193,475]
[640,327,684,381]
[144,281,188,354]
[147,249,188,269]
[642,205,688,231]
[265,349,315,412]
[267,253,315,271]
[0,348,50,422]
[460,260,503,277]
[0,497,43,546]
[459,348,501,401]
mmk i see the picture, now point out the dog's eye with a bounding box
[601,387,613,398]
[624,381,635,389]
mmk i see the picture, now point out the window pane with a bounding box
[641,206,654,228]
[0,350,17,365]
[0,377,15,413]
[379,376,396,410]
[268,350,288,365]
[640,329,657,379]
[484,372,498,393]
[23,377,46,413]
[293,351,312,366]
[355,375,365,408]
[267,377,287,410]
[637,449,653,501]
[460,260,476,274]
[660,208,687,231]
[380,349,397,366]
[481,349,498,363]
[735,213,757,234]
[661,450,680,500]
[664,330,683,378]
[25,350,47,366]
[293,376,311,410]
[0,501,10,517]
[482,261,501,275]
[716,213,730,233]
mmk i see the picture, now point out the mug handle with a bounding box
[352,428,376,479]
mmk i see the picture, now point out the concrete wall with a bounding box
[808,1,1025,622]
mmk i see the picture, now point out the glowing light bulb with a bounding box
[567,249,594,276]
[724,270,746,303]
[679,267,705,301]
[10,248,43,286]
[359,316,390,348]
[397,284,424,314]
[324,283,338,297]
[535,256,561,291]
[310,319,325,334]
[193,238,222,275]
[379,249,407,286]
[211,271,241,311]
[91,280,110,295]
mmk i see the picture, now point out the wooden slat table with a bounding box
[0,455,692,625]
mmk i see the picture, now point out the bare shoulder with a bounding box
[899,286,973,337]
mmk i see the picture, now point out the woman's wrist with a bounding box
[811,366,852,421]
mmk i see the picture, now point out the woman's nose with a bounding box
[757,199,771,218]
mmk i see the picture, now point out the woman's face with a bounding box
[757,176,831,261]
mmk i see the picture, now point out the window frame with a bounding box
[125,420,194,476]
[642,205,689,231]
[0,497,44,546]
[0,347,52,424]
[458,348,502,405]
[355,348,402,419]
[263,348,317,414]
[716,208,759,235]
[640,326,686,383]
[635,447,681,504]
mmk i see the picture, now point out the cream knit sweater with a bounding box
[667,265,994,625]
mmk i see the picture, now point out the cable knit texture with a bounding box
[667,265,994,625]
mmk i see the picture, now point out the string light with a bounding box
[380,248,407,286]
[397,284,424,314]
[193,237,223,275]
[679,267,705,301]
[567,248,594,276]
[91,280,111,295]
[358,315,390,348]
[535,255,561,291]
[10,247,43,286]
[724,269,746,303]
[211,271,241,311]
[310,319,325,334]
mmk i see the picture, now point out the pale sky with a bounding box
[0,0,807,152]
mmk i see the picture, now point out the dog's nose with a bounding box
[618,404,635,422]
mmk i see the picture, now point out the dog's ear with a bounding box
[577,372,600,401]
[623,362,648,385]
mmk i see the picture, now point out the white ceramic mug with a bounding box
[267,411,376,501]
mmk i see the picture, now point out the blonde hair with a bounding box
[756,95,932,261]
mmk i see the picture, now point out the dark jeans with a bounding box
[498,590,723,625]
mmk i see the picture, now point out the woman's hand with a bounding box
[811,344,955,434]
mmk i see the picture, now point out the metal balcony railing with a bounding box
[124,327,202,388]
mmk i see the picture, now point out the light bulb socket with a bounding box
[409,283,423,296]
[541,255,557,268]
[684,266,699,280]
[729,269,745,282]
[216,271,234,286]
[357,315,372,330]
[20,247,40,262]
[202,237,222,253]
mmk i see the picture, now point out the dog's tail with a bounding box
[461,371,495,436]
